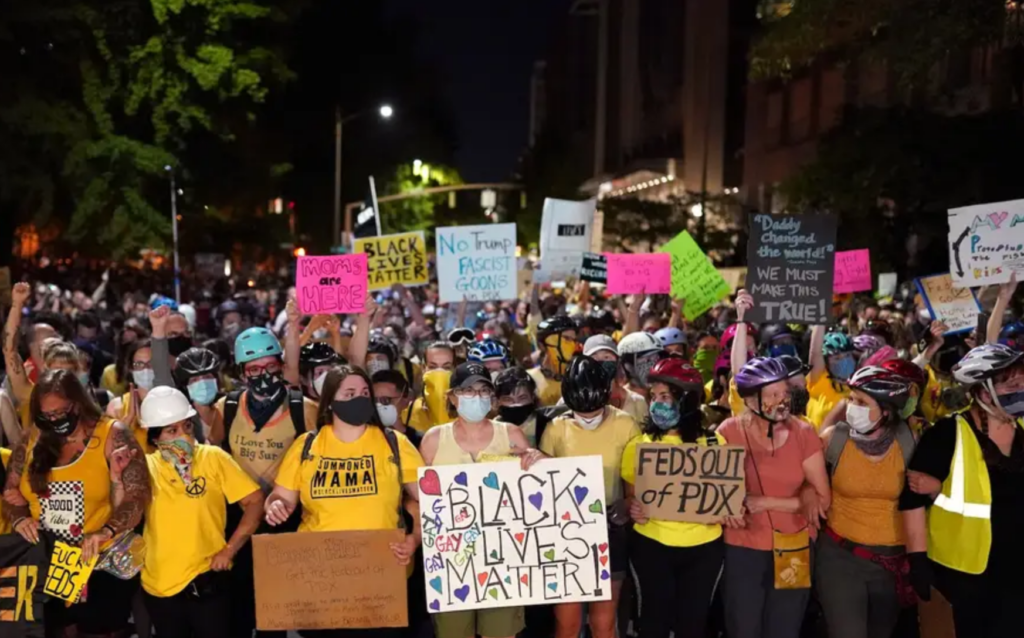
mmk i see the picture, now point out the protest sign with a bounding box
[947,198,1024,286]
[833,249,872,294]
[878,272,898,298]
[43,542,96,603]
[658,230,730,320]
[353,231,429,290]
[634,444,746,524]
[916,273,981,335]
[418,457,611,612]
[436,224,517,303]
[254,530,407,630]
[605,254,671,295]
[296,254,367,315]
[718,267,747,293]
[745,213,837,324]
[0,535,47,635]
[580,253,607,284]
[539,198,595,280]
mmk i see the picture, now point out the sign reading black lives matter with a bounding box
[580,253,607,284]
[744,213,837,324]
[634,444,746,524]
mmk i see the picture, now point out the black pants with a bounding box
[628,530,724,638]
[144,572,230,638]
[301,628,404,638]
[45,571,139,637]
[933,561,1023,638]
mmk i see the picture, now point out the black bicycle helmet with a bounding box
[537,315,577,343]
[368,334,399,367]
[561,355,612,413]
[777,354,809,379]
[300,341,342,376]
[758,323,792,349]
[495,366,537,398]
[173,347,220,387]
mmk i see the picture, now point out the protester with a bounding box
[373,369,421,446]
[807,328,856,429]
[299,340,343,402]
[467,339,510,379]
[654,326,687,358]
[617,331,664,401]
[530,316,578,406]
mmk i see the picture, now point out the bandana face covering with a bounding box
[631,354,660,388]
[996,389,1024,418]
[650,401,680,430]
[692,350,716,382]
[158,437,195,484]
[248,371,285,400]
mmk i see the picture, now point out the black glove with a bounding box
[908,552,932,602]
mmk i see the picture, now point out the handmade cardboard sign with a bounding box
[580,253,607,284]
[947,198,1024,286]
[604,254,671,295]
[253,530,408,631]
[418,457,611,612]
[658,230,731,320]
[745,213,837,324]
[353,231,429,290]
[43,542,96,603]
[877,272,898,298]
[833,249,872,294]
[916,273,981,335]
[295,254,368,314]
[436,224,517,303]
[633,444,746,524]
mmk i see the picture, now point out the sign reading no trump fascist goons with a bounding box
[436,223,517,303]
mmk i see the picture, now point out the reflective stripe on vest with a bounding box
[932,419,992,519]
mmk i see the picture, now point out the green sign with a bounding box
[658,230,731,320]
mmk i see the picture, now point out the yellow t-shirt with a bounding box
[703,379,745,417]
[142,444,259,597]
[806,372,848,431]
[119,392,155,454]
[540,406,640,504]
[621,432,725,547]
[0,448,10,534]
[100,364,127,397]
[528,367,562,407]
[276,426,423,533]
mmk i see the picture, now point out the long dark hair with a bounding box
[315,365,383,428]
[121,338,153,388]
[114,319,150,384]
[28,369,103,495]
[643,384,704,443]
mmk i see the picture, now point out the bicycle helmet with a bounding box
[648,357,704,391]
[777,354,809,379]
[848,366,911,410]
[618,331,662,357]
[234,327,283,365]
[216,300,241,323]
[998,321,1024,349]
[537,315,577,342]
[561,355,612,414]
[173,347,220,386]
[300,341,341,376]
[468,339,509,364]
[952,344,1024,386]
[655,327,686,348]
[368,335,399,367]
[735,357,790,398]
[879,359,928,390]
[721,323,758,351]
[150,295,178,312]
[861,320,893,344]
[758,323,792,349]
[586,310,619,335]
[853,334,886,354]
[495,366,537,398]
[822,331,855,357]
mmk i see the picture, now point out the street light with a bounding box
[333,103,395,247]
[163,165,181,304]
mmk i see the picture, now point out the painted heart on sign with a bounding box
[543,549,555,561]
[489,588,499,600]
[561,511,571,521]
[419,469,442,496]
[589,500,603,514]
[599,556,608,566]
[454,585,470,602]
[504,576,511,584]
[430,600,440,611]
[483,472,499,490]
[454,471,468,486]
[601,569,610,581]
[528,492,543,510]
[429,577,443,593]
[490,550,499,559]
[573,486,589,504]
[514,532,525,544]
[477,572,489,586]
[521,574,529,585]
[548,582,558,592]
[599,543,608,553]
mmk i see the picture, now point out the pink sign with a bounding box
[296,254,368,314]
[604,253,671,295]
[834,249,872,294]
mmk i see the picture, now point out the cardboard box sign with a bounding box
[634,444,746,524]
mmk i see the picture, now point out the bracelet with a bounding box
[102,524,118,538]
[11,517,26,529]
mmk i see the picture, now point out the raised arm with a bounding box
[395,285,426,333]
[809,324,826,380]
[3,283,33,404]
[669,297,687,330]
[731,289,753,375]
[149,306,175,388]
[987,274,1017,344]
[283,300,301,387]
[622,293,647,336]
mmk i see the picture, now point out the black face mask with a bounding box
[789,387,811,416]
[248,372,285,400]
[331,397,376,426]
[499,403,535,426]
[167,335,193,357]
[37,410,77,437]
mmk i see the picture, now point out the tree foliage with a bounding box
[378,161,464,238]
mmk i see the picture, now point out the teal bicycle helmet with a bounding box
[822,331,854,357]
[234,327,283,365]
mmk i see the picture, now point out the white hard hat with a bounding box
[140,386,197,429]
[178,304,197,329]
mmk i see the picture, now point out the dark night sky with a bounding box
[385,0,573,183]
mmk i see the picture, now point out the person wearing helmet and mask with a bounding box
[618,331,665,401]
[493,367,565,447]
[915,322,971,425]
[580,334,648,422]
[174,347,223,439]
[299,341,343,402]
[132,386,263,637]
[900,344,1024,637]
[654,326,688,358]
[530,315,578,407]
[692,331,721,384]
[621,358,725,638]
[760,323,799,359]
[372,369,421,447]
[216,300,247,343]
[468,339,510,380]
[778,355,812,420]
[367,333,400,377]
[717,357,830,638]
[540,355,640,638]
[723,290,763,417]
[405,342,458,433]
[806,327,856,430]
[816,367,918,638]
[447,327,475,364]
[853,334,886,366]
[879,358,928,433]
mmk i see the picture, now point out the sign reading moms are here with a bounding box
[436,224,517,303]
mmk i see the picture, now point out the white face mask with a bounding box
[846,403,879,434]
[367,359,390,376]
[312,328,329,340]
[376,403,399,427]
[133,368,156,391]
[575,411,605,431]
[313,371,328,398]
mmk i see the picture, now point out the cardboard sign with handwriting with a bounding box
[658,230,730,320]
[353,231,429,290]
[44,541,97,603]
[605,253,671,295]
[253,530,407,630]
[948,198,1024,286]
[634,444,746,524]
[916,273,981,335]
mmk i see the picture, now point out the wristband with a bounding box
[12,517,26,529]
[102,524,117,538]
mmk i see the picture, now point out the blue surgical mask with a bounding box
[996,390,1024,418]
[187,378,219,406]
[827,355,856,382]
[650,401,680,430]
[77,372,91,388]
[457,396,491,423]
[133,368,156,391]
[769,344,798,358]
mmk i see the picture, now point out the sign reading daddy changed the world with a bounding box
[417,457,611,613]
[634,444,746,524]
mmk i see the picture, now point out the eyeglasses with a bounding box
[130,361,153,371]
[39,406,74,421]
[454,388,495,399]
[244,363,282,378]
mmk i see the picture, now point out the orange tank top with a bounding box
[828,438,906,546]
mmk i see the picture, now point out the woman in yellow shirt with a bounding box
[806,328,856,429]
[622,358,725,638]
[134,386,262,637]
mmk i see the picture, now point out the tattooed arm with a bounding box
[2,440,30,524]
[103,422,151,533]
[4,283,33,405]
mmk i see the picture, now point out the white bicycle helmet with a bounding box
[618,331,661,356]
[655,327,685,347]
[952,344,1024,386]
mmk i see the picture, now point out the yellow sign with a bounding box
[353,231,429,291]
[44,542,97,603]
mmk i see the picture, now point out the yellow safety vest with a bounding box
[927,415,1019,575]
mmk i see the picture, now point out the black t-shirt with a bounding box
[899,414,1024,579]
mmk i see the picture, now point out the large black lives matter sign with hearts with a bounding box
[745,213,837,324]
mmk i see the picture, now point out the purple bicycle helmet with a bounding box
[735,357,791,398]
[853,334,885,354]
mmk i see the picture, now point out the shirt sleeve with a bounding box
[212,447,261,504]
[798,422,824,461]
[620,437,639,484]
[898,417,957,511]
[539,420,559,457]
[275,433,309,492]
[396,432,424,485]
[302,399,319,432]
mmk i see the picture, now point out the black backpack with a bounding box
[221,388,306,455]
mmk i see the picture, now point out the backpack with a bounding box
[298,426,407,532]
[222,388,306,455]
[825,421,916,478]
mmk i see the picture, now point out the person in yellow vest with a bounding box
[901,343,1024,637]
[134,386,263,637]
[806,328,856,430]
[622,358,725,638]
[528,315,578,407]
[2,368,151,637]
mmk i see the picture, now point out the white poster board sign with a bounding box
[436,224,517,303]
[948,198,1024,286]
[539,198,595,280]
[916,273,981,335]
[418,457,611,612]
[877,272,898,298]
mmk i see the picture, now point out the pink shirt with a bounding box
[718,416,821,551]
